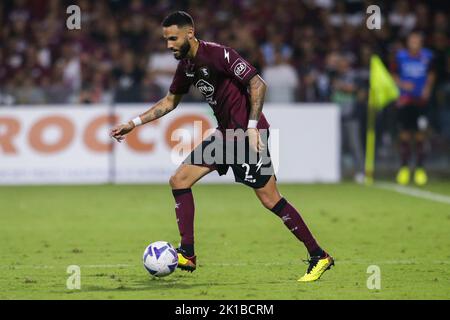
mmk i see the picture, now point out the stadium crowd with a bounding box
[0,0,449,170]
[0,0,448,103]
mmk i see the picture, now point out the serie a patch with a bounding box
[231,58,251,80]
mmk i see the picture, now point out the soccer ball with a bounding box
[143,241,178,277]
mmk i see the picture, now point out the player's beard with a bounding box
[174,39,191,60]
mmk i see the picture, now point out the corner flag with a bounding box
[365,55,399,185]
[368,55,400,110]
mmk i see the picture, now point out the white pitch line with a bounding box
[375,182,450,205]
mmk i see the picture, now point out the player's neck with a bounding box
[187,38,200,60]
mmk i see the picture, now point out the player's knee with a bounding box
[169,173,189,189]
[259,194,279,210]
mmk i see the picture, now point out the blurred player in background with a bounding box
[393,31,435,186]
[111,11,334,282]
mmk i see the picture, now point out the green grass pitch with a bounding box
[0,182,449,299]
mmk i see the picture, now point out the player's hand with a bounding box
[110,122,134,143]
[247,128,265,153]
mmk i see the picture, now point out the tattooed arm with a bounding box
[135,92,182,125]
[248,74,267,121]
[247,75,267,152]
[110,92,182,142]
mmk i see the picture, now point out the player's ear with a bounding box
[187,26,194,40]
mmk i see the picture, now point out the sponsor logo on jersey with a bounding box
[195,79,217,105]
[195,79,214,97]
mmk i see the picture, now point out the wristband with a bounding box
[132,116,142,127]
[247,120,258,129]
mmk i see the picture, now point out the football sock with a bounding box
[270,198,321,256]
[180,244,195,258]
[416,139,425,167]
[172,188,195,255]
[310,248,326,258]
[399,139,411,166]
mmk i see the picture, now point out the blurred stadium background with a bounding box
[0,0,449,183]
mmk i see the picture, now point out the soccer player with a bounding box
[110,11,333,282]
[393,31,435,186]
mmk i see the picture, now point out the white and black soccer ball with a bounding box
[143,241,178,277]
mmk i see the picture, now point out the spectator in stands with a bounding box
[0,47,7,88]
[261,27,293,66]
[331,54,365,183]
[147,41,178,93]
[388,0,417,37]
[263,49,299,103]
[14,76,46,104]
[57,42,81,101]
[431,31,450,141]
[43,63,72,104]
[112,50,143,103]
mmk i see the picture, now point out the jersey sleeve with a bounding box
[169,62,192,95]
[215,47,258,86]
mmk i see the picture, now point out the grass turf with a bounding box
[0,182,449,299]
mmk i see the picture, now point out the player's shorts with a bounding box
[182,129,275,189]
[396,104,427,132]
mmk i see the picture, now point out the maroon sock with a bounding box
[415,139,425,167]
[172,188,195,254]
[399,139,411,166]
[270,198,321,255]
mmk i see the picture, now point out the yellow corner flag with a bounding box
[365,55,400,185]
[368,55,400,110]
